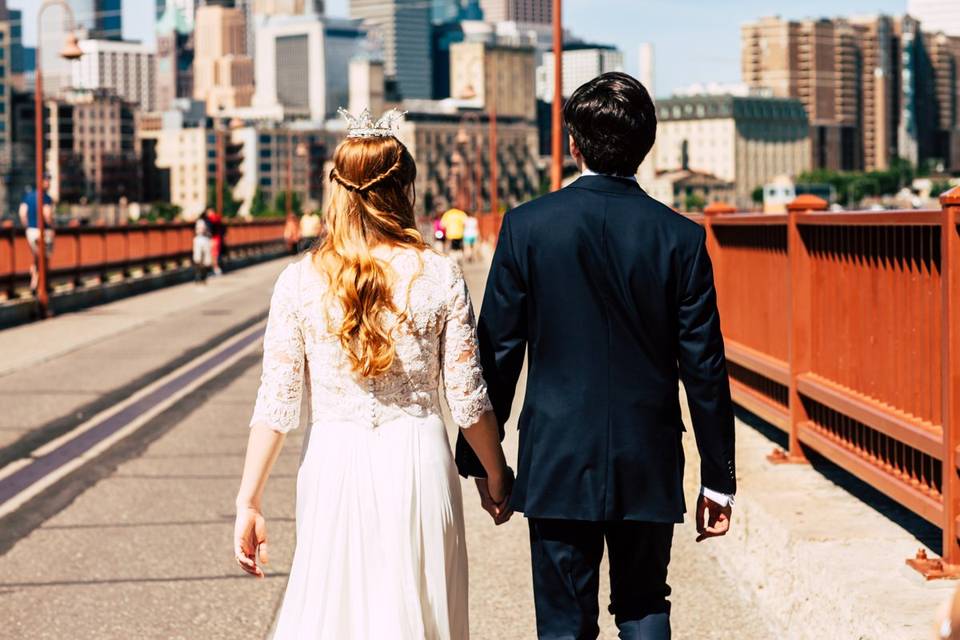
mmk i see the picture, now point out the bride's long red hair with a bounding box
[313,136,428,378]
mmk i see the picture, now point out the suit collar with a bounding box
[568,174,646,196]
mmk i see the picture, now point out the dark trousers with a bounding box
[528,519,674,640]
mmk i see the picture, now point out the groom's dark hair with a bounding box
[563,72,657,177]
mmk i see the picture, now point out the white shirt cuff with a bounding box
[700,486,735,508]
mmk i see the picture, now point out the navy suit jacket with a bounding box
[454,175,736,523]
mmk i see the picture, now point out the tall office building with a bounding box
[46,89,141,203]
[742,14,960,173]
[450,40,536,119]
[908,0,960,37]
[253,14,366,120]
[536,44,624,102]
[71,39,157,111]
[156,3,195,111]
[479,0,551,24]
[192,5,255,115]
[349,0,433,99]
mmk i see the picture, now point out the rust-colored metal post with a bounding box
[702,202,734,278]
[215,125,224,217]
[775,195,827,463]
[33,63,48,317]
[550,0,563,191]
[940,187,960,565]
[488,58,499,217]
[286,134,293,220]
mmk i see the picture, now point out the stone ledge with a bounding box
[0,249,286,330]
[704,412,954,639]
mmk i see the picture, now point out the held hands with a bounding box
[234,505,269,578]
[475,468,514,526]
[695,494,732,543]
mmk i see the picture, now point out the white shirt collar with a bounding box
[580,166,639,184]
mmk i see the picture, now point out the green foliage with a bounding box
[751,186,764,204]
[146,201,181,222]
[797,157,915,206]
[273,190,302,216]
[684,194,706,212]
[206,183,241,217]
[931,180,953,198]
[250,187,269,217]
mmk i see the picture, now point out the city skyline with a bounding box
[12,0,907,97]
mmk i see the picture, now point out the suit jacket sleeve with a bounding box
[455,213,527,478]
[677,229,737,494]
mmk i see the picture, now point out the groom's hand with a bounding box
[695,494,731,542]
[475,478,513,526]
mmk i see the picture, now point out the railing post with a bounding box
[773,195,828,464]
[941,187,960,566]
[702,201,734,288]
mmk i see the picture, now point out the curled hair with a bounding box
[314,136,427,378]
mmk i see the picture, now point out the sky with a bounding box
[12,0,908,97]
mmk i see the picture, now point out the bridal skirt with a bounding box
[270,413,469,639]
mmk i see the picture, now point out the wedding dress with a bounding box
[249,248,491,639]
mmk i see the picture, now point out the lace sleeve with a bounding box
[250,263,305,433]
[441,261,493,429]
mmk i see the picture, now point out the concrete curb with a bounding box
[0,249,287,330]
[708,413,954,640]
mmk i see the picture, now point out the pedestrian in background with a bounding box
[463,213,479,263]
[432,215,446,252]
[440,206,467,258]
[193,209,214,284]
[18,174,55,296]
[207,208,226,275]
[299,210,322,253]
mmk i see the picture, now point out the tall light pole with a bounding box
[34,0,83,318]
[550,0,563,191]
[488,54,499,216]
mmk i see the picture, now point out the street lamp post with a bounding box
[550,0,563,191]
[34,0,83,318]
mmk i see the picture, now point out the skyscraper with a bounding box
[479,0,551,24]
[192,5,255,114]
[742,14,960,173]
[349,0,432,99]
[908,0,960,37]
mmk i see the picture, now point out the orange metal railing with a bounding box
[702,189,960,568]
[0,218,286,300]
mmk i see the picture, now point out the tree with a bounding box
[684,193,706,212]
[149,201,181,222]
[250,187,269,217]
[206,183,241,217]
[751,186,764,204]
[273,190,302,216]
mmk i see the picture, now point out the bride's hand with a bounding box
[234,506,268,578]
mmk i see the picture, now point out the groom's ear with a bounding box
[569,135,581,163]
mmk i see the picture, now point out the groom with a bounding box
[455,72,736,639]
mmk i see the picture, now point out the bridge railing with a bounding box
[702,189,960,572]
[0,218,287,300]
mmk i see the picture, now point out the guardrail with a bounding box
[701,188,960,577]
[0,218,287,301]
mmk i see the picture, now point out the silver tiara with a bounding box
[338,107,406,138]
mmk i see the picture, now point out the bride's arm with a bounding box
[235,264,306,577]
[234,426,285,577]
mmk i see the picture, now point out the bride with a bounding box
[233,111,511,639]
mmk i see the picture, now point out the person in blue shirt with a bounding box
[18,174,55,294]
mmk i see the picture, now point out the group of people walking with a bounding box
[235,72,736,640]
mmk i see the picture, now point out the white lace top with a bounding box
[249,249,493,433]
